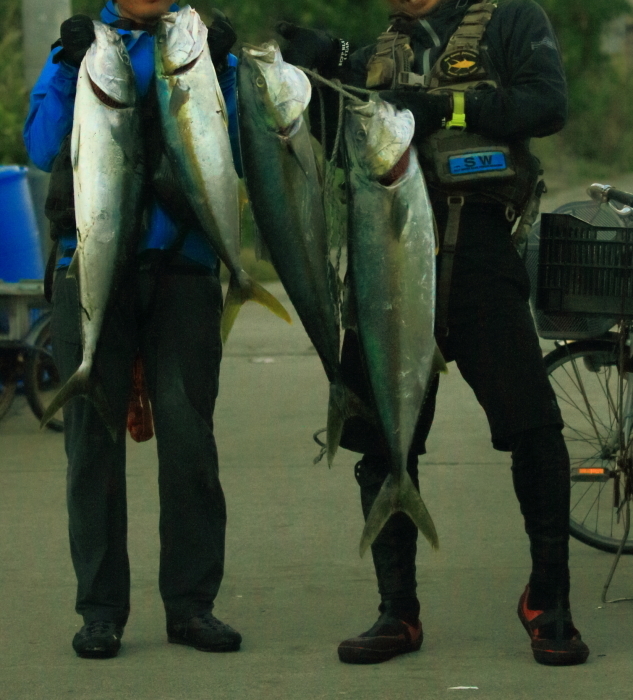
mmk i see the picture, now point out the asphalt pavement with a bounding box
[2,279,633,700]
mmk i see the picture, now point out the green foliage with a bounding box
[535,0,633,169]
[5,0,633,170]
[73,0,387,47]
[537,0,630,81]
[0,0,28,164]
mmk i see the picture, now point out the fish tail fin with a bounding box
[359,471,438,557]
[220,274,292,344]
[40,365,118,441]
[249,277,292,325]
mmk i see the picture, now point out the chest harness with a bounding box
[365,0,544,336]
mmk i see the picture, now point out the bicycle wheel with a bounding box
[24,319,64,432]
[544,336,633,554]
[0,349,18,421]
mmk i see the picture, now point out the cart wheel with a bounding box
[0,350,18,421]
[24,319,64,432]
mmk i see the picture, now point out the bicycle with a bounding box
[0,279,63,431]
[527,183,633,601]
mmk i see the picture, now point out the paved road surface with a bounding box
[2,283,633,700]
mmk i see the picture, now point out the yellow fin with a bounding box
[249,278,292,325]
[220,274,292,344]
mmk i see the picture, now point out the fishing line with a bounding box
[298,67,372,103]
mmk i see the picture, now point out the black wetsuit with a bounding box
[331,0,571,621]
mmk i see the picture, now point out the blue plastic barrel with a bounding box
[0,166,44,282]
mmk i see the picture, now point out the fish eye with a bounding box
[356,129,366,142]
[256,77,266,88]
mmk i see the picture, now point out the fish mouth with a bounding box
[242,42,277,64]
[241,42,311,133]
[89,77,130,109]
[346,95,415,179]
[168,55,201,76]
[156,6,208,76]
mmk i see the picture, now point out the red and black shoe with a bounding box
[337,613,423,664]
[518,586,589,666]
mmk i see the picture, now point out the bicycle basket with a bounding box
[526,200,620,339]
[536,212,633,318]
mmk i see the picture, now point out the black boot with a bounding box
[338,455,422,664]
[510,425,589,665]
[338,610,423,664]
[72,620,124,659]
[167,611,241,652]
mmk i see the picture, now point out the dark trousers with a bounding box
[345,204,571,618]
[51,255,225,626]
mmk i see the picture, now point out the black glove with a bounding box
[207,9,237,74]
[275,21,343,74]
[379,90,453,139]
[53,15,95,67]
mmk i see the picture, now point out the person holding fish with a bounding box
[278,0,590,667]
[23,1,246,659]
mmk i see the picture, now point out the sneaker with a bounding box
[338,613,423,664]
[167,612,241,652]
[518,586,590,666]
[72,621,123,659]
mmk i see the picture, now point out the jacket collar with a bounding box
[389,0,475,38]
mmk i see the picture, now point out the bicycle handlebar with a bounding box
[587,183,633,208]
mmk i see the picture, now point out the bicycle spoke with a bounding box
[551,371,612,435]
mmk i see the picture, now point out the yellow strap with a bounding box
[446,92,467,130]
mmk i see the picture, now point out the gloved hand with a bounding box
[207,9,237,74]
[275,21,343,74]
[379,90,454,138]
[53,15,95,67]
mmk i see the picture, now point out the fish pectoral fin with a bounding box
[220,274,292,344]
[66,250,80,280]
[40,366,118,441]
[433,344,448,375]
[359,471,439,557]
[286,138,312,179]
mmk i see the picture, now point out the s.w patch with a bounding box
[448,151,508,176]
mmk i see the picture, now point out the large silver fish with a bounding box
[40,21,145,438]
[154,6,290,341]
[238,42,350,465]
[344,94,445,555]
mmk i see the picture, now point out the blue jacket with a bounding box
[23,1,241,270]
